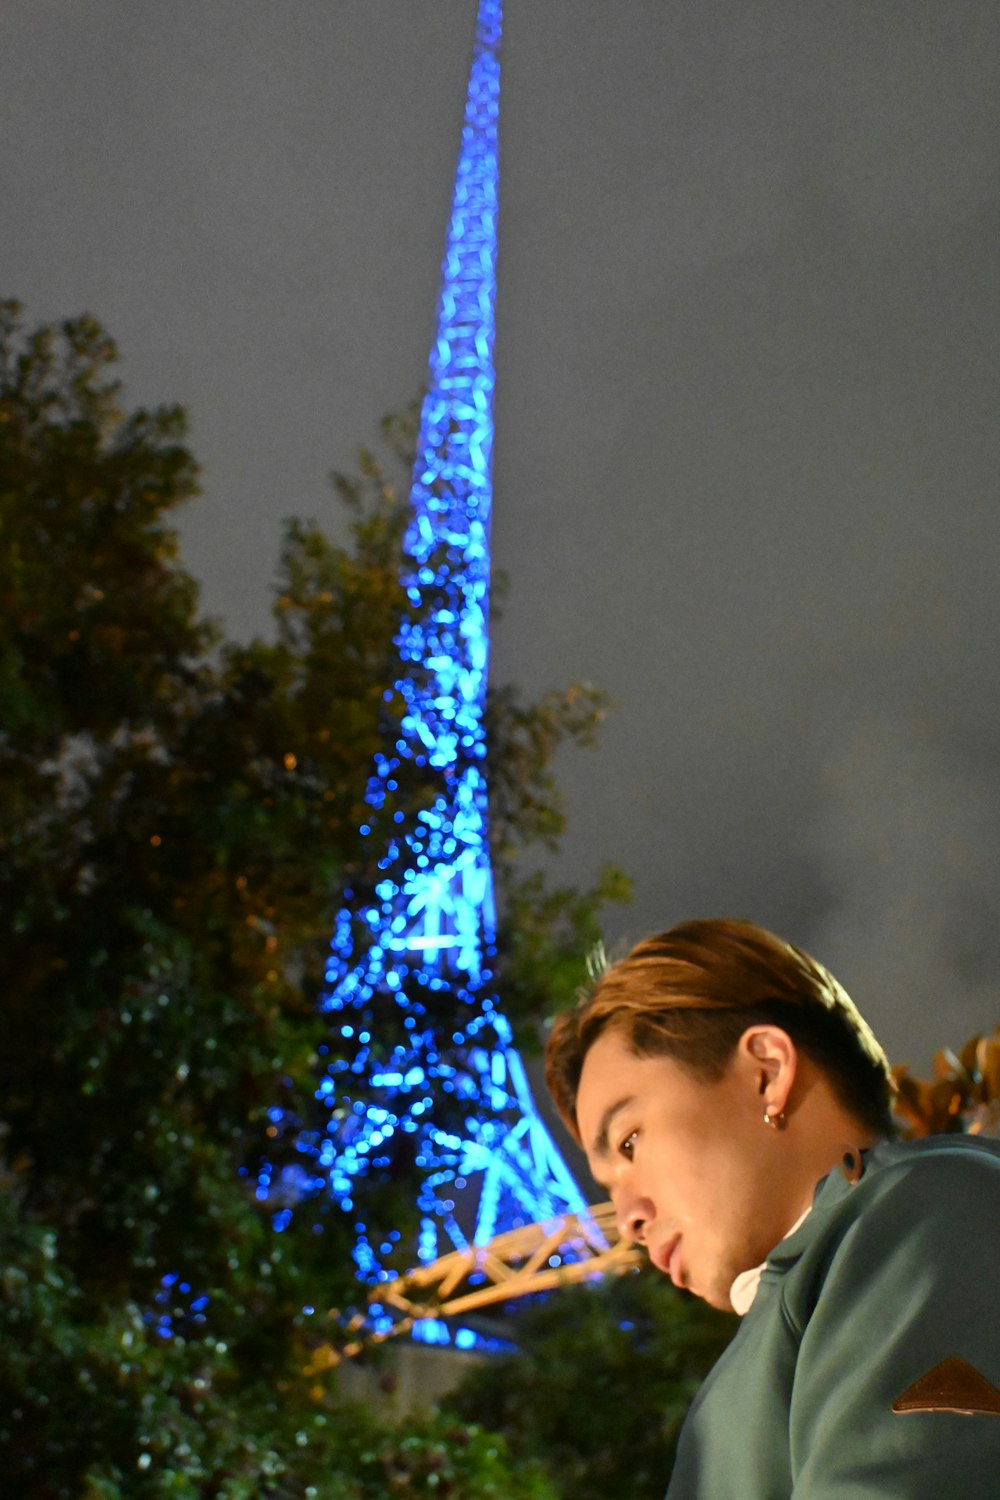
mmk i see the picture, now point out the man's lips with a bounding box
[652,1234,684,1287]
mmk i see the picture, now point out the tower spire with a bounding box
[307,0,592,1339]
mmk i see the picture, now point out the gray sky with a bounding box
[4,0,999,1072]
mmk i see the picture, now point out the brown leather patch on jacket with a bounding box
[892,1356,1000,1416]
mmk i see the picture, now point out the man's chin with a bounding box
[684,1269,737,1312]
[700,1285,735,1312]
[655,1253,735,1311]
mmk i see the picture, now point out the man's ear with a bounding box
[740,1025,798,1117]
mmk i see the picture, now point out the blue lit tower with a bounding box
[308,0,591,1313]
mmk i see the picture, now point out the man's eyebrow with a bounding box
[589,1094,637,1160]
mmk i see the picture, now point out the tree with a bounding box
[892,1028,1000,1137]
[444,1267,736,1500]
[0,301,625,1495]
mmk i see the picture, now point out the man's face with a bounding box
[576,1027,793,1311]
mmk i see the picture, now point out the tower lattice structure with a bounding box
[302,0,597,1339]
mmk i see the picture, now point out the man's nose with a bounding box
[616,1192,653,1245]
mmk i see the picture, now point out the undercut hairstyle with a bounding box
[545,918,896,1142]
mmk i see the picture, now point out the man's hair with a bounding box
[545,918,896,1141]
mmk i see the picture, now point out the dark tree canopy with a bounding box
[445,1268,737,1500]
[0,302,626,1496]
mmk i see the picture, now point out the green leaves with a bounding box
[0,302,210,746]
[444,1268,737,1500]
[0,304,630,1493]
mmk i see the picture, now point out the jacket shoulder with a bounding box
[776,1136,1000,1329]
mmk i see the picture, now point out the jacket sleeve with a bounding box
[788,1148,1000,1499]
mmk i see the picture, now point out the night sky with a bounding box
[5,0,999,1072]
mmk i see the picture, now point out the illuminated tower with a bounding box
[303,0,592,1334]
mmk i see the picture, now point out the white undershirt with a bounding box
[729,1207,812,1316]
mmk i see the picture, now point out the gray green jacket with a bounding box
[666,1136,1000,1498]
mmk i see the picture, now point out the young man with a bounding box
[545,918,1000,1498]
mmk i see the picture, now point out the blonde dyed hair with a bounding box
[545,919,895,1141]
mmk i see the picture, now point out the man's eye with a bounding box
[619,1130,638,1161]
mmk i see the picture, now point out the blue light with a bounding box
[412,1317,451,1347]
[300,0,592,1298]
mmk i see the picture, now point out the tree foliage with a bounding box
[0,301,624,1495]
[444,1267,736,1500]
[892,1028,1000,1138]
